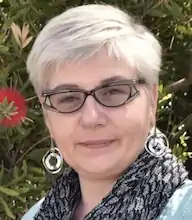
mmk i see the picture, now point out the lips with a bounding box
[77,139,116,149]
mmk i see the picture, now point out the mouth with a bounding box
[77,139,117,149]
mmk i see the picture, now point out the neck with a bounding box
[78,175,118,216]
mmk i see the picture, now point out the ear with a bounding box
[38,95,44,105]
[38,95,49,130]
[151,84,158,110]
[44,114,55,140]
[149,84,158,128]
[40,99,54,139]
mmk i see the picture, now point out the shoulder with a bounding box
[157,180,192,220]
[21,198,45,220]
[21,168,75,220]
[21,173,62,220]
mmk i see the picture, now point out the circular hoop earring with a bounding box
[145,128,169,157]
[42,140,63,174]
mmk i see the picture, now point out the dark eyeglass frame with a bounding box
[42,79,146,113]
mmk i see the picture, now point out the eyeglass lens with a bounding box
[46,84,136,113]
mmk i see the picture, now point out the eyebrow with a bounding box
[49,76,128,91]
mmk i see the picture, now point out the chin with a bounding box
[75,157,125,178]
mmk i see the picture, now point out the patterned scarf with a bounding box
[35,145,188,220]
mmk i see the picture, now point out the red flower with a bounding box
[0,88,27,127]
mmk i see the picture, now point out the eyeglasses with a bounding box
[42,79,146,113]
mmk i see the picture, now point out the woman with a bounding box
[23,4,192,220]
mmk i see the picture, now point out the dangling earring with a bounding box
[145,127,169,157]
[42,139,63,174]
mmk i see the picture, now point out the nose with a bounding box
[79,95,107,129]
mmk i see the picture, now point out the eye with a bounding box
[49,92,84,107]
[59,96,77,103]
[57,94,81,104]
[101,85,131,96]
[104,88,124,95]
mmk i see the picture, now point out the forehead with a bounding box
[48,52,136,90]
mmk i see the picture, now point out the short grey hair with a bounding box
[27,4,162,93]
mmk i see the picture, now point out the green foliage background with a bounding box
[0,0,191,219]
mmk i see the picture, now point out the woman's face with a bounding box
[43,52,158,179]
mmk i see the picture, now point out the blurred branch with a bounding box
[15,136,49,166]
[170,113,192,146]
[165,52,192,93]
[165,77,191,93]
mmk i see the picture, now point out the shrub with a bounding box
[0,0,191,219]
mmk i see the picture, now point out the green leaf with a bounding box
[29,167,44,175]
[15,195,26,203]
[13,166,19,179]
[8,0,18,7]
[0,45,9,54]
[0,163,4,185]
[0,186,19,196]
[164,0,184,18]
[17,187,29,194]
[27,148,47,164]
[147,8,166,17]
[159,93,172,104]
[170,0,183,16]
[22,160,28,175]
[0,197,15,219]
[7,174,26,187]
[177,26,192,36]
[27,175,45,182]
[186,152,192,158]
[15,125,28,136]
[158,84,164,94]
[40,190,47,198]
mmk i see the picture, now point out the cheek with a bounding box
[108,95,152,148]
[111,100,151,132]
[46,112,77,146]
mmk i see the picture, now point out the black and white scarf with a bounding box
[35,144,188,220]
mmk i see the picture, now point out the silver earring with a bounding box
[145,128,169,157]
[42,140,63,174]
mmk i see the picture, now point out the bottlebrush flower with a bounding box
[0,88,27,127]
